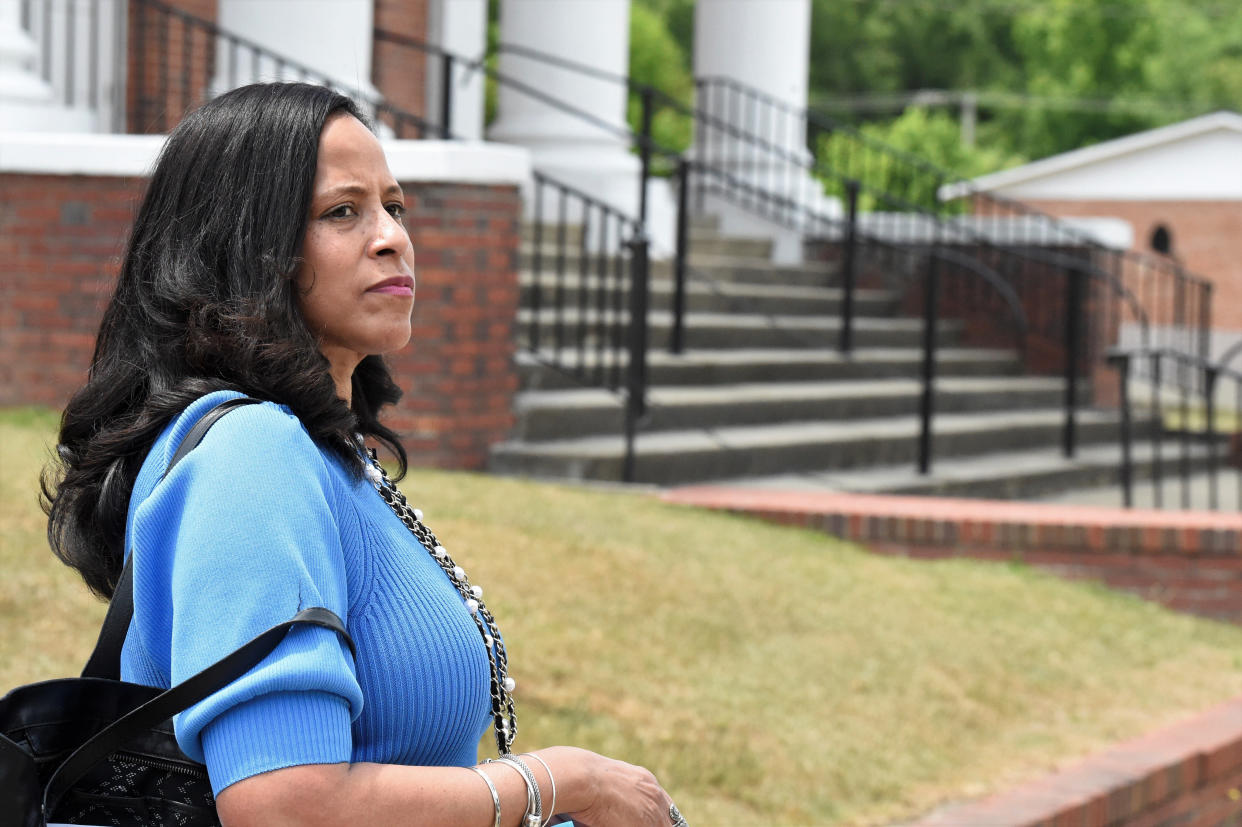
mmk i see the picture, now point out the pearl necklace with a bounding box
[360,446,517,755]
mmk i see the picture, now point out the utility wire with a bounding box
[833,0,1242,19]
[812,88,1219,118]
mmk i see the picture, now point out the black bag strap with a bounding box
[82,396,263,680]
[45,607,356,820]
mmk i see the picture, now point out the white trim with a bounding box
[941,110,1242,200]
[0,132,531,185]
[382,140,530,185]
[0,132,166,176]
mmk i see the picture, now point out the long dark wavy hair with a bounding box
[43,82,409,599]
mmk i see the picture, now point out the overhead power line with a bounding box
[833,0,1242,19]
[812,88,1215,118]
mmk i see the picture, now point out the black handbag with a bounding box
[0,397,356,827]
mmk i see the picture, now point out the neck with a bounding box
[322,346,359,407]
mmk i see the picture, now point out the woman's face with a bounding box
[295,113,415,391]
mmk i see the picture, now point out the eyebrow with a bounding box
[318,183,405,201]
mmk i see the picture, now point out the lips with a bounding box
[367,274,415,296]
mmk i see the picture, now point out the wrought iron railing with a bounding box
[525,173,650,481]
[695,75,1213,364]
[1109,348,1240,510]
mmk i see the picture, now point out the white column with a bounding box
[427,0,487,141]
[693,0,829,262]
[216,0,379,97]
[488,0,643,221]
[695,0,811,155]
[0,0,92,131]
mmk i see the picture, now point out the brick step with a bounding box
[488,408,1129,486]
[510,376,1071,441]
[518,309,962,351]
[519,272,897,317]
[516,347,1022,390]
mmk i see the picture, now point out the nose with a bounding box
[370,207,412,259]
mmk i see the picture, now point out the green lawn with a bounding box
[6,408,1242,825]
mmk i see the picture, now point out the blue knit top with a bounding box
[120,391,493,795]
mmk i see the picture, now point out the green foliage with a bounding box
[627,3,693,157]
[808,0,1242,163]
[816,107,1024,213]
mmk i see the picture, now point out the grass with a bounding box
[7,409,1242,825]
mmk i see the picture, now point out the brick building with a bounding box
[955,111,1242,361]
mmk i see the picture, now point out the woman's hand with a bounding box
[533,746,680,827]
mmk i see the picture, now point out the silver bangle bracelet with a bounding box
[492,756,542,827]
[469,766,502,827]
[521,753,557,826]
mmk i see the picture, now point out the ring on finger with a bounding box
[669,803,689,826]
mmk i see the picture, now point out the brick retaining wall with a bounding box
[910,696,1242,826]
[661,488,1242,625]
[0,171,520,471]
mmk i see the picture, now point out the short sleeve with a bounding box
[127,398,364,795]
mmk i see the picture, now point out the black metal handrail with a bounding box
[695,75,1212,358]
[525,172,650,481]
[1109,347,1241,510]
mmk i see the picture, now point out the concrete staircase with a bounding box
[489,219,1160,499]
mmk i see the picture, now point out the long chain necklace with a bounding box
[360,445,517,756]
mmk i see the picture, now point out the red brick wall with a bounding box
[1026,199,1240,331]
[127,0,219,133]
[0,172,520,470]
[0,175,139,405]
[386,181,521,468]
[373,0,430,137]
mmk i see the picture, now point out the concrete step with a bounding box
[1038,453,1240,510]
[488,408,1127,486]
[521,222,771,259]
[518,309,962,351]
[683,233,774,259]
[520,246,838,288]
[519,273,898,317]
[716,441,1209,502]
[522,223,585,245]
[516,347,1023,390]
[511,376,1071,441]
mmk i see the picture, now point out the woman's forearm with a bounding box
[215,746,600,827]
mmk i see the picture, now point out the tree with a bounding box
[627,3,694,158]
[817,107,1024,212]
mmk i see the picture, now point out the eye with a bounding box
[386,202,407,221]
[325,204,357,219]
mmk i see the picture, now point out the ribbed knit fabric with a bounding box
[120,391,492,796]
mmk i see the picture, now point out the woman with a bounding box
[43,82,683,827]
